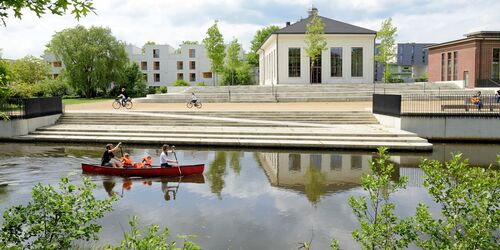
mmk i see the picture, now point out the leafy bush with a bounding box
[414,78,428,82]
[112,216,201,250]
[0,177,117,249]
[159,86,168,93]
[173,79,190,87]
[220,63,254,85]
[196,82,206,86]
[147,87,157,95]
[8,83,34,98]
[39,80,72,97]
[388,78,404,83]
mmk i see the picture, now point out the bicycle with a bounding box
[113,97,133,109]
[186,100,202,109]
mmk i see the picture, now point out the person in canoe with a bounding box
[122,153,133,168]
[101,143,123,168]
[160,144,178,168]
[141,155,152,168]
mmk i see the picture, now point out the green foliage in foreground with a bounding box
[414,154,500,249]
[173,79,190,87]
[111,216,200,250]
[0,0,95,26]
[327,148,500,250]
[0,177,117,249]
[348,147,416,249]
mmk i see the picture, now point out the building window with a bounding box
[289,154,300,171]
[330,155,342,170]
[141,61,147,70]
[288,48,300,77]
[330,47,342,77]
[53,61,62,67]
[190,61,196,70]
[154,61,160,70]
[441,53,445,81]
[493,48,499,79]
[177,73,184,80]
[177,61,183,70]
[453,51,458,80]
[351,155,362,170]
[203,72,212,78]
[447,52,452,81]
[143,74,148,82]
[153,49,159,58]
[189,49,196,58]
[310,154,322,171]
[351,47,363,77]
[52,74,59,79]
[190,73,196,82]
[154,73,160,82]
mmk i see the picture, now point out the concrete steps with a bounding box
[14,110,432,151]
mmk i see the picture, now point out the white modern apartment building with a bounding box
[125,44,217,86]
[258,7,376,85]
[45,43,224,86]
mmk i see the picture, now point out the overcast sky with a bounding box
[0,0,499,59]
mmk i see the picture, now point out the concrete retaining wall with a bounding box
[376,114,500,141]
[0,114,60,138]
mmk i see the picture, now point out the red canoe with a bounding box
[81,163,204,177]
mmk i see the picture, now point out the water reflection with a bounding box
[100,175,205,201]
[2,143,500,249]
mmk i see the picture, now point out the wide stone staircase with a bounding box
[137,83,482,103]
[17,110,433,151]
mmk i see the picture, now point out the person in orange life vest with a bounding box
[121,153,133,168]
[141,155,152,168]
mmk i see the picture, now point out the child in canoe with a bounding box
[132,155,152,169]
[121,153,133,168]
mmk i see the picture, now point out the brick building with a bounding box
[428,31,500,88]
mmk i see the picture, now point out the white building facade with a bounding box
[125,44,217,86]
[258,8,376,85]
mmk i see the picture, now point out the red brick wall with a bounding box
[429,41,477,88]
[478,41,500,81]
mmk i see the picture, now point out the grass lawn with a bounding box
[62,98,113,105]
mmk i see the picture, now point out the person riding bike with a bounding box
[191,92,198,105]
[117,88,127,106]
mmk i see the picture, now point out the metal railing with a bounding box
[373,94,500,116]
[401,94,500,115]
[0,97,63,120]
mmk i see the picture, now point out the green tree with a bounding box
[173,79,190,86]
[375,18,397,83]
[247,25,280,67]
[118,62,147,97]
[226,38,242,69]
[220,63,253,85]
[202,20,226,86]
[304,165,327,206]
[9,55,50,84]
[414,154,500,249]
[305,11,327,71]
[142,41,156,54]
[47,25,128,98]
[0,0,94,26]
[113,216,200,250]
[0,177,117,249]
[347,147,416,249]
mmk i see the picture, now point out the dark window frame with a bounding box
[288,48,301,77]
[330,47,343,77]
[351,47,363,77]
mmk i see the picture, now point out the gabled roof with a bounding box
[275,15,377,35]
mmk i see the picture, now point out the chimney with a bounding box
[286,21,290,26]
[308,6,318,17]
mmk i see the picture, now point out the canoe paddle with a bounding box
[172,145,182,176]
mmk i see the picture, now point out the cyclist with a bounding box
[191,92,198,105]
[117,88,127,106]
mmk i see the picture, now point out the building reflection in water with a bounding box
[256,152,410,205]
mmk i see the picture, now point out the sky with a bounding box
[0,0,499,59]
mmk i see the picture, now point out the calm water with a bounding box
[1,142,500,249]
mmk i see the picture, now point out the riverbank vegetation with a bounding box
[324,148,500,250]
[0,177,200,249]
